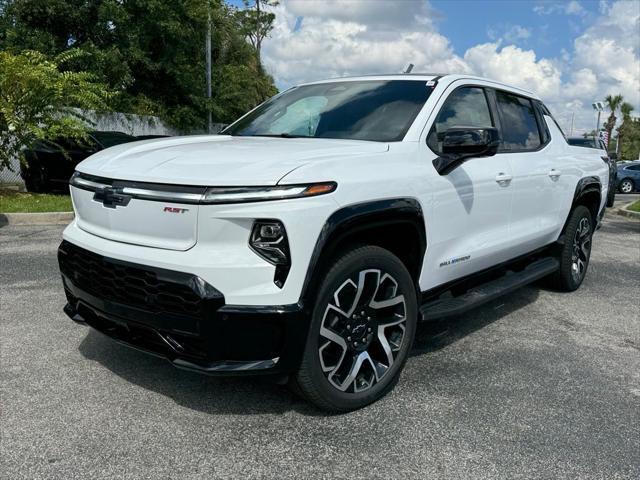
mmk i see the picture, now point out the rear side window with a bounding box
[496,91,541,151]
[427,87,494,153]
[627,165,640,171]
[535,100,567,141]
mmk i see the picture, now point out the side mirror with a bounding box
[433,127,500,175]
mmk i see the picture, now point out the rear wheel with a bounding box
[294,246,417,412]
[619,178,634,194]
[550,206,593,292]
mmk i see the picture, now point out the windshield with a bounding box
[92,132,136,148]
[222,80,434,142]
[568,137,599,149]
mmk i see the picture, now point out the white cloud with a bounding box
[261,0,640,134]
[488,24,532,44]
[572,1,640,112]
[533,1,587,16]
[566,1,587,16]
[504,25,532,43]
[262,1,468,87]
[463,43,563,99]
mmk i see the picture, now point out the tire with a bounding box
[550,206,593,292]
[618,178,634,194]
[606,183,616,207]
[293,245,418,412]
[23,168,47,193]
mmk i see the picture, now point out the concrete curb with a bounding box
[617,202,640,220]
[0,211,74,226]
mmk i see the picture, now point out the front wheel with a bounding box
[294,246,417,412]
[550,206,593,292]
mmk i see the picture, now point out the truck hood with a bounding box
[77,135,389,186]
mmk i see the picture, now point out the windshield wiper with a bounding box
[238,133,310,139]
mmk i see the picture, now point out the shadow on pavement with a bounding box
[78,284,543,416]
[411,286,540,356]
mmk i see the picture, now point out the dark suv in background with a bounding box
[21,131,138,192]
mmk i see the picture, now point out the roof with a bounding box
[300,73,539,99]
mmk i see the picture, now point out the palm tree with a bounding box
[616,102,634,156]
[603,94,623,151]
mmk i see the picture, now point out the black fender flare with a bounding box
[573,176,601,201]
[558,176,602,241]
[573,176,602,218]
[298,198,427,306]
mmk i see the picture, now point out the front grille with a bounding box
[58,241,205,317]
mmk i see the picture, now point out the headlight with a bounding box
[202,182,336,204]
[249,220,292,288]
[249,220,290,266]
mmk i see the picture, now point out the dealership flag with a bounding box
[599,130,609,147]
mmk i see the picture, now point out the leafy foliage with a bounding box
[603,94,623,152]
[0,49,112,170]
[617,118,640,161]
[237,0,279,63]
[0,0,278,132]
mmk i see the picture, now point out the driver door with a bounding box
[419,84,514,291]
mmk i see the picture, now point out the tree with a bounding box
[616,103,640,160]
[238,0,278,66]
[0,0,278,132]
[616,102,634,154]
[0,49,112,170]
[603,94,623,151]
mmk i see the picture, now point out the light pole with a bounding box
[570,111,575,136]
[206,2,213,134]
[592,101,604,137]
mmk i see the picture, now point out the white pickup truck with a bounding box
[58,74,609,411]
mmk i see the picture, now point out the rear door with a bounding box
[419,83,515,290]
[490,90,561,254]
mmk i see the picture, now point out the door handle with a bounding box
[495,173,512,186]
[548,169,562,180]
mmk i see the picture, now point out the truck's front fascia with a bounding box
[60,182,340,376]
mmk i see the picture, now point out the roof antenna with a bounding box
[403,63,414,74]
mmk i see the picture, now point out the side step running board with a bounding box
[420,257,559,321]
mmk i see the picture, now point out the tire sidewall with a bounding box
[559,206,593,291]
[299,246,418,411]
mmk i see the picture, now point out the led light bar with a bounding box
[70,172,336,205]
[202,182,337,204]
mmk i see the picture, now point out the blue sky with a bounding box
[431,0,601,58]
[233,1,640,134]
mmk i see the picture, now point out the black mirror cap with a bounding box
[433,127,500,175]
[442,127,500,156]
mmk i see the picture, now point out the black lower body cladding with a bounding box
[58,240,308,376]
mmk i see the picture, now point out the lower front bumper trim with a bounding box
[173,357,279,373]
[63,300,299,376]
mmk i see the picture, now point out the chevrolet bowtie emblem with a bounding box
[93,187,131,209]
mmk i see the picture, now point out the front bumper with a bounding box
[58,240,309,376]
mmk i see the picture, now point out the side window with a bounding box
[427,87,493,153]
[496,91,541,151]
[537,100,567,141]
[533,100,551,144]
[627,165,640,171]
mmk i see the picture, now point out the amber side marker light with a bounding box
[303,183,337,196]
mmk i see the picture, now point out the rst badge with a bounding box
[163,206,189,214]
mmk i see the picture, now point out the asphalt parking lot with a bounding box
[1,204,639,479]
